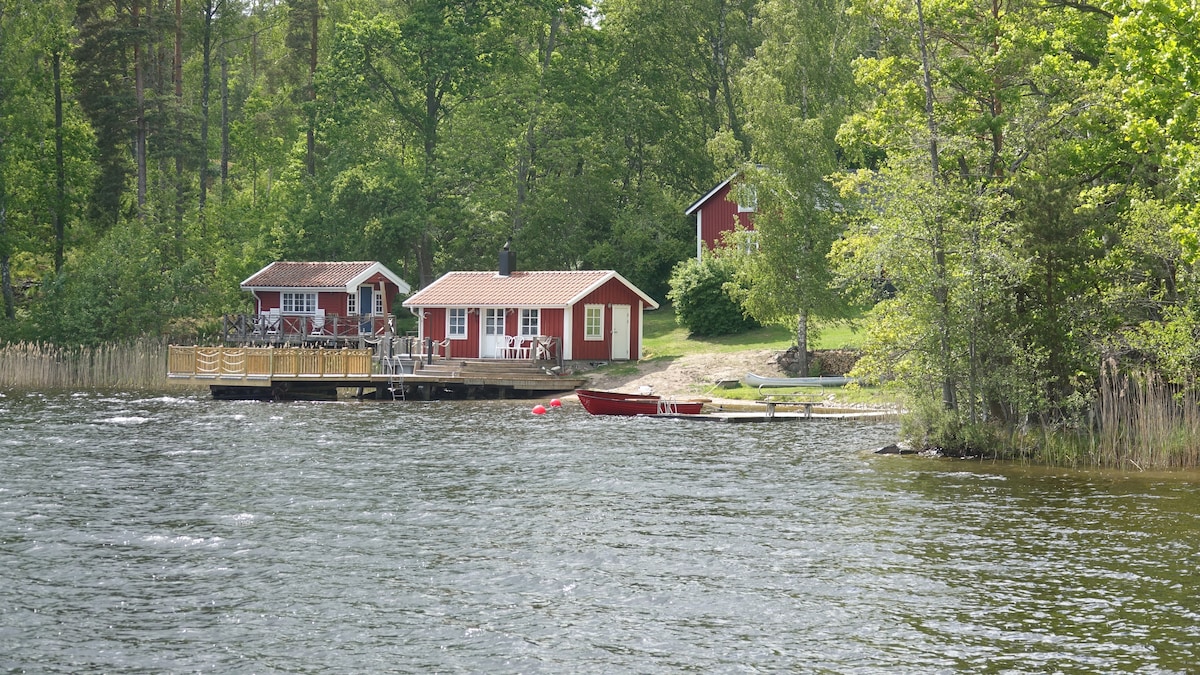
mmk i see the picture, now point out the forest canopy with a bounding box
[2,0,1200,438]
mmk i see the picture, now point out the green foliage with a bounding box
[667,256,759,337]
[29,222,208,346]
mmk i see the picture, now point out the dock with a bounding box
[645,409,898,423]
[167,346,584,401]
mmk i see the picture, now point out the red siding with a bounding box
[423,308,447,342]
[421,308,486,358]
[700,183,754,252]
[571,278,646,360]
[540,308,564,339]
[257,291,280,311]
[317,292,348,316]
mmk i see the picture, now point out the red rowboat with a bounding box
[575,389,708,416]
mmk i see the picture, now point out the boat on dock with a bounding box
[743,372,856,389]
[575,389,709,416]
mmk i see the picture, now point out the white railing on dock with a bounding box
[168,346,374,379]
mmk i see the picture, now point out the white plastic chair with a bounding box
[262,309,281,336]
[309,309,327,336]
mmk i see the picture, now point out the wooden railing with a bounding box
[168,346,374,379]
[221,313,395,344]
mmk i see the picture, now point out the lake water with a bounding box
[1,391,1198,673]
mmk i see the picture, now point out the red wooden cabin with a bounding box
[240,261,411,338]
[402,260,658,363]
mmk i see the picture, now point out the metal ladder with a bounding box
[383,356,405,401]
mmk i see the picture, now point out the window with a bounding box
[448,308,467,339]
[584,305,604,340]
[347,292,357,315]
[374,290,384,315]
[736,184,757,213]
[281,292,317,314]
[520,309,540,337]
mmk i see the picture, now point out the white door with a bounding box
[611,304,631,360]
[481,309,506,358]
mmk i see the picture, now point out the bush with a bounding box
[667,256,759,337]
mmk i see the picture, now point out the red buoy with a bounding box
[549,398,562,408]
[532,404,547,415]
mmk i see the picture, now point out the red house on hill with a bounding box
[402,260,658,362]
[240,261,411,337]
[685,172,755,259]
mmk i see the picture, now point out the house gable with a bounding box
[687,173,756,259]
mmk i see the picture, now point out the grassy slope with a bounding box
[641,305,862,359]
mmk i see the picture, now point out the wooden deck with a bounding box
[646,410,898,423]
[167,346,583,401]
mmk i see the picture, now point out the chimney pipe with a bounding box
[499,242,516,276]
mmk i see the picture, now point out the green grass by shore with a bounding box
[640,305,863,359]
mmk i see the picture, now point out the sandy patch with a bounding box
[577,349,787,397]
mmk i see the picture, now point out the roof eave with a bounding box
[684,172,739,216]
[345,262,412,295]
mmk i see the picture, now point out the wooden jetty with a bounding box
[645,409,898,423]
[167,345,583,401]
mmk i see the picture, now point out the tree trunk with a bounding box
[915,0,956,411]
[713,0,750,157]
[795,309,809,377]
[305,6,317,176]
[53,50,66,273]
[199,0,216,228]
[221,55,230,192]
[512,10,561,239]
[133,0,147,215]
[0,182,12,321]
[174,0,185,257]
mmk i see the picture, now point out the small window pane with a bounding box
[584,305,603,340]
[520,309,540,337]
[448,308,467,338]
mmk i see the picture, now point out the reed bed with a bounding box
[0,339,199,391]
[1014,363,1200,470]
[1090,364,1200,469]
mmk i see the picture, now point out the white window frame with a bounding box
[520,309,540,337]
[448,308,467,339]
[281,292,317,314]
[347,292,357,315]
[374,290,385,315]
[584,304,604,341]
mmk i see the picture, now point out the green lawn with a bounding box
[641,304,864,360]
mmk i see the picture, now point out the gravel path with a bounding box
[577,349,787,397]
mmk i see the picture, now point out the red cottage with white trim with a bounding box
[240,261,411,336]
[685,172,755,259]
[402,267,658,362]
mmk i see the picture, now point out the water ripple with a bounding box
[1,394,1197,672]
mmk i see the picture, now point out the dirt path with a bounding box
[577,349,787,397]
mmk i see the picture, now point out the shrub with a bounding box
[667,256,759,337]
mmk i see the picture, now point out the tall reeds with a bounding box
[0,339,198,391]
[1089,362,1200,469]
[1016,362,1200,469]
